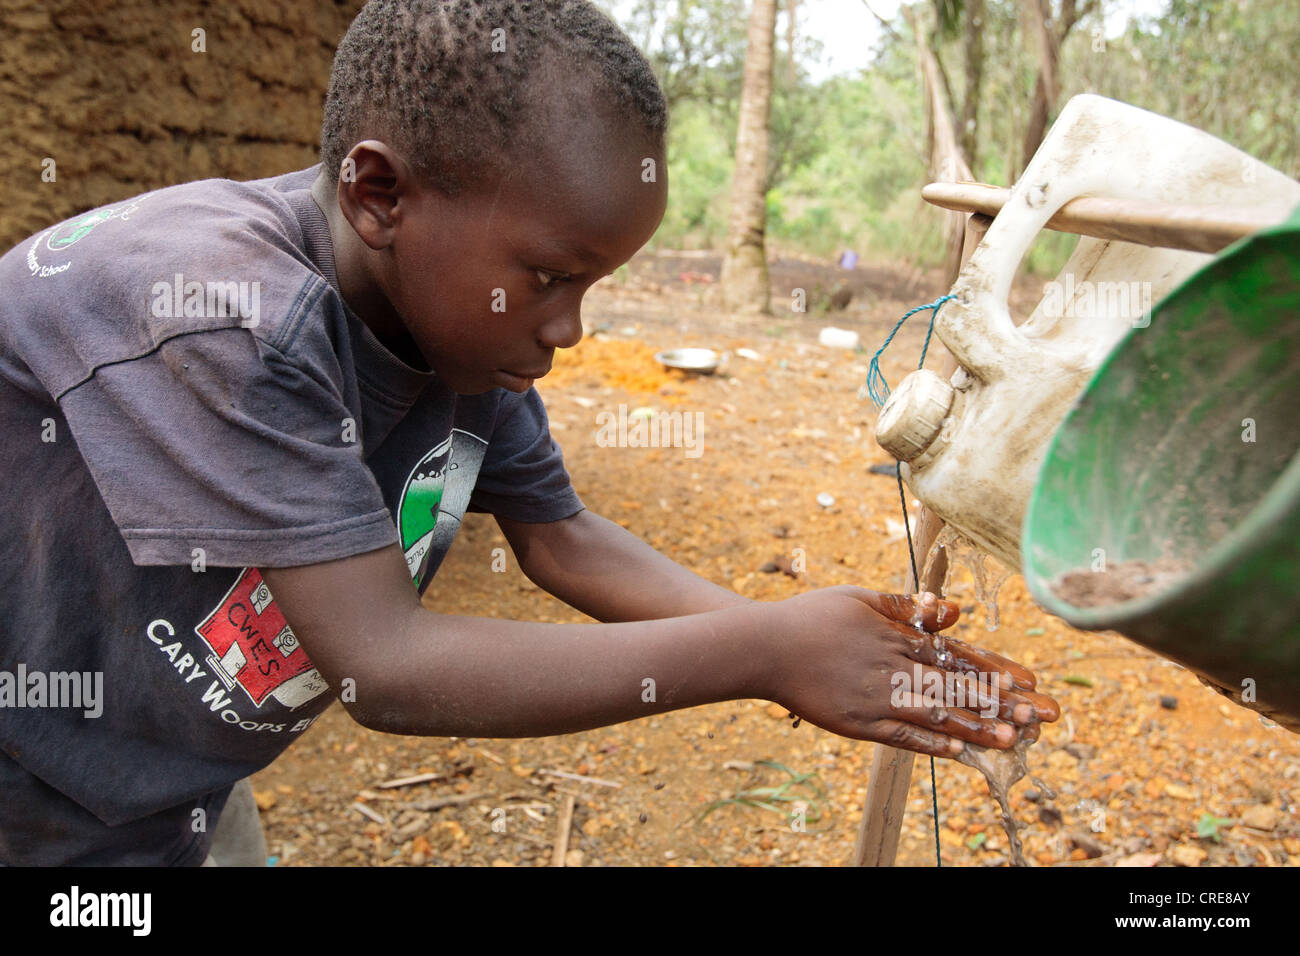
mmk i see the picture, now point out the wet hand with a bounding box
[766,587,1060,758]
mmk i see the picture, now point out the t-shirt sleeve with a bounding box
[56,325,399,567]
[468,388,585,522]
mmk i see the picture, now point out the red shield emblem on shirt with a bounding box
[195,568,330,710]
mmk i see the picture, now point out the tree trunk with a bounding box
[1021,0,1094,172]
[960,0,985,173]
[904,4,974,282]
[720,0,778,315]
[1021,0,1060,171]
[786,0,797,86]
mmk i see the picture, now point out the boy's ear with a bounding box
[335,140,415,251]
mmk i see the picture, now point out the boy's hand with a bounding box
[762,587,1059,757]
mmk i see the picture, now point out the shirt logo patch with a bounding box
[26,195,149,278]
[398,434,454,583]
[395,429,488,588]
[195,568,329,710]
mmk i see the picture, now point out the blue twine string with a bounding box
[865,294,957,409]
[865,291,959,867]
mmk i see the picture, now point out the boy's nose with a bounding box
[537,307,583,350]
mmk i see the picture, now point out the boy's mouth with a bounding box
[494,368,548,392]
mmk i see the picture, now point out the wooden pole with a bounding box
[920,181,1277,254]
[853,214,991,867]
[551,793,577,867]
[855,7,986,868]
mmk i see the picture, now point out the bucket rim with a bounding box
[1021,205,1300,628]
[1025,449,1300,629]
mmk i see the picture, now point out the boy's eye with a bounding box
[535,269,570,289]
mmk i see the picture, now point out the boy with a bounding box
[0,0,1056,865]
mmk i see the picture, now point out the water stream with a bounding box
[922,526,1015,630]
[951,729,1056,866]
[917,527,1055,866]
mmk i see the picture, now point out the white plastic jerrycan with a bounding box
[875,94,1300,570]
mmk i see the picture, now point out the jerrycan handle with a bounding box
[937,94,1287,383]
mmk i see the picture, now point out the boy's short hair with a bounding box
[320,0,667,193]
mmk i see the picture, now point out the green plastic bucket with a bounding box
[1022,204,1300,731]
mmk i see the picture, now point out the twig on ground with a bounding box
[350,802,389,826]
[377,772,443,789]
[407,792,489,812]
[539,768,623,788]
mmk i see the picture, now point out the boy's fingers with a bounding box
[945,636,1040,690]
[850,588,1059,724]
[1019,690,1061,721]
[857,589,960,631]
[891,693,1018,748]
[890,634,1060,724]
[862,719,966,758]
[972,677,1059,723]
[989,688,1061,724]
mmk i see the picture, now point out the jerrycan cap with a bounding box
[875,368,955,462]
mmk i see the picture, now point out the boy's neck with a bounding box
[309,170,431,372]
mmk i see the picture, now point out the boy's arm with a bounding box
[495,509,752,622]
[260,544,1057,747]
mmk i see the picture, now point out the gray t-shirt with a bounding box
[0,166,584,864]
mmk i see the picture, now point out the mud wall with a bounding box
[0,0,365,250]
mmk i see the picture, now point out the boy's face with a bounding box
[373,120,667,395]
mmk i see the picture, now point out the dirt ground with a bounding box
[251,250,1300,867]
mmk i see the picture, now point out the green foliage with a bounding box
[766,62,829,192]
[1024,230,1079,278]
[605,0,1297,271]
[694,759,831,829]
[656,100,734,249]
[934,0,965,39]
[1075,0,1300,179]
[1196,812,1233,842]
[610,0,750,110]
